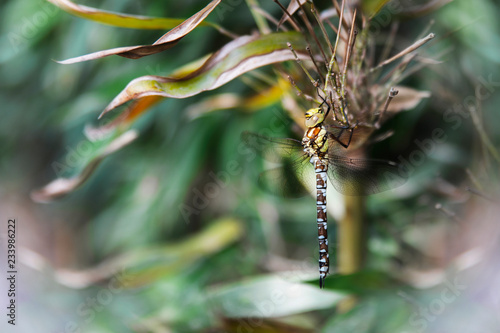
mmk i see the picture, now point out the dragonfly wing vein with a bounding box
[241,131,302,163]
[327,155,408,196]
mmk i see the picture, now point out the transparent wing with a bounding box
[325,124,374,154]
[242,131,316,198]
[257,159,315,198]
[327,155,408,196]
[241,131,303,163]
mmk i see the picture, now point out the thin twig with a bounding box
[370,33,435,72]
[310,2,334,54]
[324,0,345,95]
[468,105,500,163]
[253,6,288,31]
[307,46,325,86]
[273,0,302,31]
[246,0,271,34]
[465,169,483,192]
[239,74,266,93]
[378,53,417,86]
[375,87,398,128]
[297,3,329,67]
[331,0,349,31]
[287,75,317,102]
[332,0,345,60]
[342,8,358,76]
[435,203,462,223]
[337,8,357,123]
[465,187,497,204]
[325,18,339,35]
[246,69,278,86]
[379,21,399,66]
[209,23,240,39]
[287,42,317,86]
[417,19,435,39]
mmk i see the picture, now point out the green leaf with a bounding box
[186,78,289,118]
[207,276,346,318]
[47,0,219,30]
[322,294,414,332]
[48,218,244,288]
[361,0,391,17]
[322,299,378,333]
[99,31,308,118]
[31,130,138,202]
[323,270,404,294]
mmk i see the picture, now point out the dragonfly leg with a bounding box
[317,86,332,119]
[330,121,357,149]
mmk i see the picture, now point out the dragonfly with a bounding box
[242,95,406,288]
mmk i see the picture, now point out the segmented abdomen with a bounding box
[312,156,329,288]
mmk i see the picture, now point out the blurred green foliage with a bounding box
[1,0,500,332]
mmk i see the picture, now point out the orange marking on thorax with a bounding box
[306,127,321,139]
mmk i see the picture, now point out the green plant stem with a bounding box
[337,194,365,312]
[469,106,500,164]
[246,0,271,34]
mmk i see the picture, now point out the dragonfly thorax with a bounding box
[302,125,328,160]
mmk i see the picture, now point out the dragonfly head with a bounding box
[305,107,325,128]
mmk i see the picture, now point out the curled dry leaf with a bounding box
[186,93,241,119]
[361,0,391,18]
[24,218,243,289]
[371,33,435,72]
[99,31,308,118]
[186,78,289,118]
[393,0,454,18]
[85,96,163,140]
[31,130,138,203]
[47,0,212,30]
[56,0,221,64]
[85,55,214,137]
[277,0,308,27]
[385,86,431,113]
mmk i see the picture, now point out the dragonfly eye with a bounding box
[305,108,325,127]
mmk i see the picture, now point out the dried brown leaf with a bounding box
[98,32,308,118]
[31,130,138,202]
[386,86,431,112]
[277,0,308,27]
[57,0,221,64]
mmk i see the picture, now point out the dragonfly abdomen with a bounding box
[312,156,329,288]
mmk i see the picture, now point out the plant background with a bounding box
[0,0,500,332]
